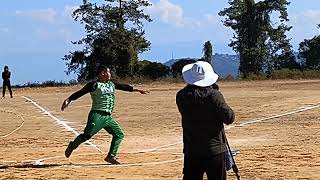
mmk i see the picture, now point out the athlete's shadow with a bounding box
[0,163,62,169]
[0,163,113,169]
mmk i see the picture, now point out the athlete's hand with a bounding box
[61,98,70,111]
[138,89,150,94]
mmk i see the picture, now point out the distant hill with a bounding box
[163,57,197,67]
[163,53,240,77]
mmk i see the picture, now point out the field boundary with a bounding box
[0,108,25,138]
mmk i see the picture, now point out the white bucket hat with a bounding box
[182,61,218,87]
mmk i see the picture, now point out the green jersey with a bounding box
[90,81,116,113]
[68,80,134,114]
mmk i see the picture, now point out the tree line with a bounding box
[63,0,320,81]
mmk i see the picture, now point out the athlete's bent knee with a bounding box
[118,131,124,140]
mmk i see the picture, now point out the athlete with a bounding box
[61,65,149,164]
[2,66,13,98]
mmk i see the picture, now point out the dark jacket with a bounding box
[176,84,235,157]
[2,71,11,82]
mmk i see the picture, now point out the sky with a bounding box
[0,0,319,85]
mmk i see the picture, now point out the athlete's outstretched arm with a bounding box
[114,81,149,94]
[132,88,149,94]
[61,81,96,111]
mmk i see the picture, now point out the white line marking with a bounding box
[1,152,183,168]
[76,157,184,168]
[143,104,320,149]
[225,104,320,130]
[124,141,182,154]
[35,153,183,168]
[35,153,97,164]
[0,109,25,138]
[22,96,103,153]
[1,160,19,163]
[11,96,318,169]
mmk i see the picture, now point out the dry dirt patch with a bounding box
[1,80,320,179]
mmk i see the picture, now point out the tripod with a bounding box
[223,130,241,180]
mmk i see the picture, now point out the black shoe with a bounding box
[65,142,74,158]
[105,156,121,165]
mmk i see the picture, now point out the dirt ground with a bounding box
[1,79,320,180]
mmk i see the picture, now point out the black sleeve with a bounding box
[214,90,235,125]
[113,81,134,92]
[176,90,184,114]
[68,81,97,101]
[1,72,4,80]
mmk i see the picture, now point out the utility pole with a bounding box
[117,0,124,29]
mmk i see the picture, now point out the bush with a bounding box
[270,69,304,79]
[239,73,268,80]
[270,69,320,79]
[222,74,236,81]
[302,70,320,79]
[13,80,79,88]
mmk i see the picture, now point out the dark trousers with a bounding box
[183,152,226,180]
[2,80,12,97]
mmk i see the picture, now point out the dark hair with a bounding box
[97,65,109,74]
[211,83,219,90]
[4,66,8,70]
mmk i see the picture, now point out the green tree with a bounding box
[63,0,152,80]
[202,41,213,64]
[219,0,295,78]
[265,24,300,72]
[171,58,197,78]
[140,61,170,79]
[298,33,320,69]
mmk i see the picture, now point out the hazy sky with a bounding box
[0,0,319,85]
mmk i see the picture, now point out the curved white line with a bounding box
[67,157,184,168]
[0,109,25,138]
[231,105,319,128]
[22,96,103,154]
[12,96,319,169]
[33,151,184,164]
[0,152,183,168]
[39,104,320,168]
[123,141,182,154]
[141,104,320,149]
[33,152,183,168]
[35,153,97,164]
